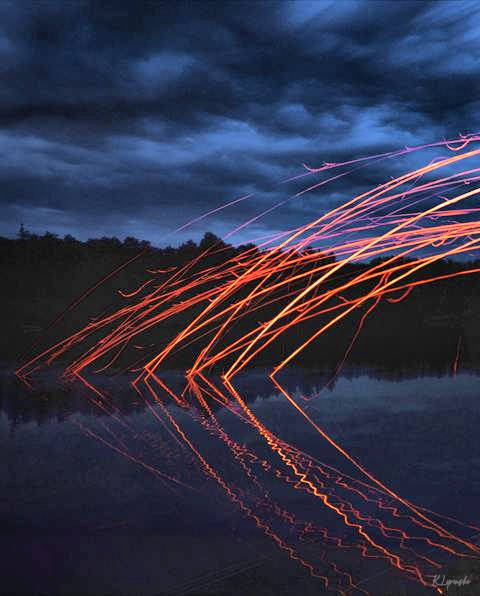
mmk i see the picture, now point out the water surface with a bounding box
[2,367,479,595]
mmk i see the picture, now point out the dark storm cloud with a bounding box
[0,0,479,244]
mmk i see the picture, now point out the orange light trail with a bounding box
[17,134,480,593]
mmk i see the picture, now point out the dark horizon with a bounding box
[4,225,480,374]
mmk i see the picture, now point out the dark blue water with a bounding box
[2,368,479,595]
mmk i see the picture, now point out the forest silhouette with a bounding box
[3,226,480,373]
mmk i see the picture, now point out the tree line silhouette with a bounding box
[2,225,480,372]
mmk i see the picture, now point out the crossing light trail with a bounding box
[17,134,480,594]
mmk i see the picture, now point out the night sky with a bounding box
[1,0,479,246]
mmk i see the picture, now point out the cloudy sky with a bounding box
[1,0,479,246]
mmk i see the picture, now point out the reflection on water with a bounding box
[1,362,474,427]
[1,366,480,595]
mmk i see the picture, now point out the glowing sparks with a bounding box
[17,134,480,593]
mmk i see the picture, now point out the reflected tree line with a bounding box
[3,363,474,430]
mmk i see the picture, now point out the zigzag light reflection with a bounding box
[17,134,480,594]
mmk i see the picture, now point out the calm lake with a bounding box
[2,366,479,595]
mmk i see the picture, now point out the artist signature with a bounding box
[432,575,472,591]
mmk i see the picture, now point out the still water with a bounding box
[1,367,479,595]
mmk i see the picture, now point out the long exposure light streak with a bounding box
[17,134,480,594]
